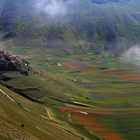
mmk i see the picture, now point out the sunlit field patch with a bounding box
[63,61,80,69]
[113,73,140,79]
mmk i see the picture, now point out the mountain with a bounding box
[0,0,140,53]
[0,1,140,140]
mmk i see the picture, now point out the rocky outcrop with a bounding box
[0,51,30,74]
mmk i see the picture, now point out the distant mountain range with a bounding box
[91,0,120,4]
[0,0,140,53]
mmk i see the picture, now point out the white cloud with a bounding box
[35,0,67,17]
[121,46,140,66]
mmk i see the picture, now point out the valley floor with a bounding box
[0,44,140,140]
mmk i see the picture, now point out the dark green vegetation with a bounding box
[0,0,140,140]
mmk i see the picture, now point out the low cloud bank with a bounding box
[121,46,140,66]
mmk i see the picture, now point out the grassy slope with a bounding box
[0,84,85,140]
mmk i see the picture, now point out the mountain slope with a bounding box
[0,84,84,140]
[0,0,140,53]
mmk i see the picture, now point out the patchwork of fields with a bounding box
[1,46,140,140]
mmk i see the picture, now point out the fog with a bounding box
[121,46,140,66]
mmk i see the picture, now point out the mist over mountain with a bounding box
[0,0,140,53]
